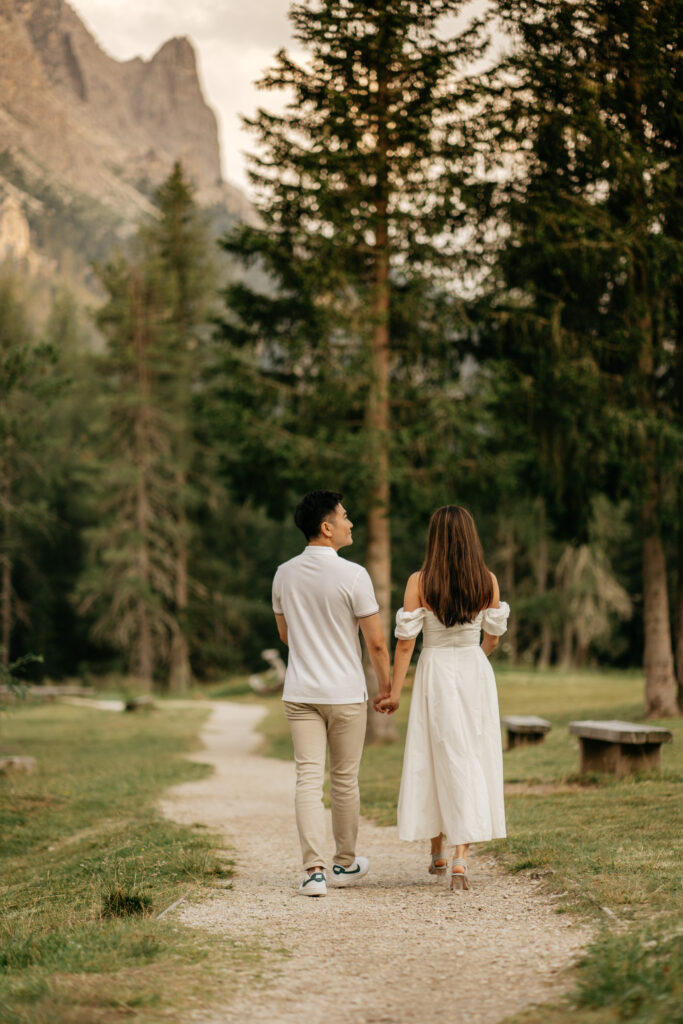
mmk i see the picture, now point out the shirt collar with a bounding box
[304,545,338,556]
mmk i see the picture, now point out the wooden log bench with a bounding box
[502,715,552,749]
[569,720,673,775]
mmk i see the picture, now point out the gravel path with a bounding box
[160,702,591,1024]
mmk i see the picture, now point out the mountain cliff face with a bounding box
[0,0,251,272]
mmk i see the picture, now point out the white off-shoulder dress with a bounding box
[395,603,510,846]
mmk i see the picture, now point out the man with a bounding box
[272,490,391,896]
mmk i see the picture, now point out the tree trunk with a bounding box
[364,270,395,741]
[135,606,153,685]
[636,291,677,716]
[575,638,589,667]
[502,521,517,664]
[364,112,396,741]
[169,503,191,693]
[132,281,154,690]
[676,311,683,712]
[641,481,678,717]
[133,457,153,690]
[676,521,683,712]
[1,468,11,667]
[168,625,191,693]
[624,56,678,716]
[558,619,575,671]
[536,501,552,669]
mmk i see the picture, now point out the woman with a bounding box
[375,505,509,889]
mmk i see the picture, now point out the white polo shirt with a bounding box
[272,545,379,704]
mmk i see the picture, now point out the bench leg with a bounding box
[579,738,662,775]
[507,730,546,751]
[617,742,662,774]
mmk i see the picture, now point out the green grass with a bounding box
[0,700,255,1023]
[256,665,683,1024]
[204,675,261,700]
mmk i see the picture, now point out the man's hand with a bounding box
[372,691,387,712]
[374,693,400,715]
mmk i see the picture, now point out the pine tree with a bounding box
[78,165,216,688]
[0,268,62,666]
[478,0,682,714]
[77,258,178,686]
[16,288,95,677]
[143,163,215,692]
[216,0,489,737]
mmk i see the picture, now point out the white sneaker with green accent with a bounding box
[298,871,327,897]
[329,856,370,887]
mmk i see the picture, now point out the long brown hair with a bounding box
[420,506,493,627]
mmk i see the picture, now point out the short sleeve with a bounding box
[272,569,283,615]
[481,601,510,636]
[395,606,426,640]
[351,568,380,618]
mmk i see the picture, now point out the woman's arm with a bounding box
[385,637,416,710]
[375,571,421,714]
[481,571,500,657]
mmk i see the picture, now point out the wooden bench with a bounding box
[569,720,673,775]
[502,715,552,749]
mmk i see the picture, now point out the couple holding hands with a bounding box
[272,490,509,896]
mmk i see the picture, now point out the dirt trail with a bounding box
[160,702,590,1024]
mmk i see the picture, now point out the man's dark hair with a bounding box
[294,490,343,541]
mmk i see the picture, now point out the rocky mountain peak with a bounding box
[0,0,251,226]
[152,36,196,68]
[0,0,254,288]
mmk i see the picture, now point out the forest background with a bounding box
[1,0,681,726]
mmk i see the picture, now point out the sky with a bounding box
[68,1,492,199]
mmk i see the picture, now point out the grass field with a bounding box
[2,670,680,1024]
[0,699,258,1024]
[258,665,683,1024]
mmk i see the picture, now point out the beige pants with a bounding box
[284,700,367,871]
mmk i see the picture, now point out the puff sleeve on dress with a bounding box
[395,606,426,640]
[481,601,510,636]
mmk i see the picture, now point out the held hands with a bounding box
[373,690,400,715]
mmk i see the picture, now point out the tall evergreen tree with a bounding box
[477,0,682,714]
[143,163,215,692]
[216,0,489,736]
[0,268,61,667]
[78,165,216,689]
[16,288,95,677]
[77,258,178,686]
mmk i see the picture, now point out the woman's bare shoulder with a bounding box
[403,571,423,611]
[487,570,500,608]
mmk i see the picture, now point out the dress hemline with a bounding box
[398,829,507,845]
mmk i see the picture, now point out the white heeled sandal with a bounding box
[429,851,448,876]
[450,857,471,890]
